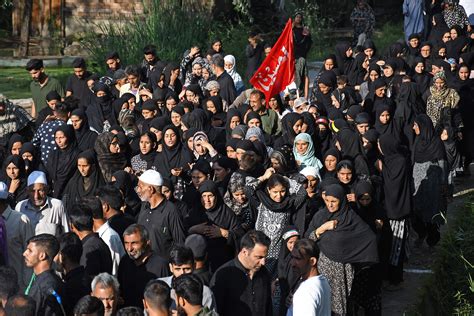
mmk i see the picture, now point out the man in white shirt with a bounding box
[84,195,125,276]
[16,171,69,237]
[287,239,331,316]
[0,181,34,290]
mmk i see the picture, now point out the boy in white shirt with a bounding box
[287,239,331,316]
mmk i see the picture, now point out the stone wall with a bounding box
[12,0,146,39]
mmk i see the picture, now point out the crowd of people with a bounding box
[0,1,473,315]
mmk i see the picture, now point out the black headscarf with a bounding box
[187,179,243,270]
[354,181,385,232]
[153,125,193,181]
[334,42,355,76]
[94,132,128,182]
[308,184,378,264]
[336,128,369,176]
[7,134,24,155]
[321,148,341,179]
[138,131,157,170]
[411,57,431,96]
[225,109,242,141]
[71,108,98,152]
[374,103,396,137]
[446,26,469,60]
[86,82,117,133]
[20,142,43,175]
[252,175,306,213]
[276,113,302,147]
[1,154,28,206]
[46,125,80,198]
[413,114,446,163]
[379,133,412,219]
[63,149,106,210]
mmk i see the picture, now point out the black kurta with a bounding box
[211,258,273,316]
[137,199,186,260]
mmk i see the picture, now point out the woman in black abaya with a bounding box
[411,57,431,96]
[1,155,28,207]
[187,180,244,272]
[86,82,117,133]
[334,42,355,76]
[20,142,45,176]
[273,113,303,148]
[63,150,105,211]
[412,114,448,247]
[46,125,80,198]
[130,131,157,175]
[378,133,412,285]
[153,125,193,197]
[305,184,378,315]
[451,61,474,169]
[321,148,341,179]
[70,108,99,152]
[335,127,370,177]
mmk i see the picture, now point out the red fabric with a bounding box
[250,18,295,103]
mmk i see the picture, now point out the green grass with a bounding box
[0,66,71,99]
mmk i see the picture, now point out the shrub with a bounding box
[414,195,474,315]
[81,2,213,73]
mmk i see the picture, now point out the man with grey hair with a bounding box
[210,54,237,105]
[118,224,169,308]
[91,272,120,316]
[16,171,69,237]
[136,170,185,260]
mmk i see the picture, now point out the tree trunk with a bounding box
[19,0,33,57]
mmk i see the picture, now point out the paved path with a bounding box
[381,165,474,315]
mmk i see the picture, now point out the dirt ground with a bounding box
[381,165,474,315]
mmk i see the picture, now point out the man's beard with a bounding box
[33,73,45,82]
[128,248,145,260]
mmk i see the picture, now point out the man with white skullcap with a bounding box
[0,181,34,290]
[136,170,186,260]
[15,171,69,237]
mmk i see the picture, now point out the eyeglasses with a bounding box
[110,141,120,146]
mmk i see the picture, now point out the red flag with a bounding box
[250,18,294,103]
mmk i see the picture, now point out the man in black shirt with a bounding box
[69,203,113,277]
[136,170,186,260]
[53,232,92,315]
[141,44,167,84]
[105,51,123,78]
[211,230,272,316]
[118,224,169,308]
[96,185,136,241]
[23,234,64,316]
[65,57,93,108]
[210,54,237,105]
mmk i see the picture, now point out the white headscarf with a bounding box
[224,55,237,76]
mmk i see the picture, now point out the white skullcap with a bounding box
[300,166,321,180]
[0,182,8,200]
[27,171,48,186]
[139,170,164,186]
